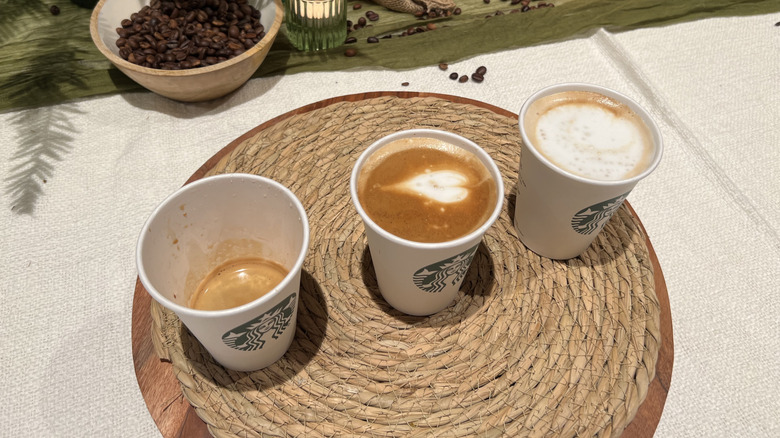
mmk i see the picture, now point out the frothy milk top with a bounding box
[524,91,654,181]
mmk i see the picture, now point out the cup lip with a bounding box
[518,82,664,186]
[136,173,310,319]
[350,128,505,250]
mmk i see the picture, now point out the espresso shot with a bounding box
[356,136,498,243]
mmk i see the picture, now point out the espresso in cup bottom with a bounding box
[357,136,498,243]
[188,256,288,311]
[524,90,655,181]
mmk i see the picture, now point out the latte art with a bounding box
[389,169,469,204]
[357,136,497,243]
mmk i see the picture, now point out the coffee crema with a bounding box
[524,90,654,181]
[357,137,497,243]
[188,257,288,311]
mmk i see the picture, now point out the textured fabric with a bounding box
[1,11,779,438]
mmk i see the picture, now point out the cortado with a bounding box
[524,90,655,181]
[357,137,497,243]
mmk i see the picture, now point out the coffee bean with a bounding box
[476,66,487,75]
[115,0,265,70]
[345,36,357,44]
[458,75,468,83]
[367,12,379,21]
[367,36,379,43]
[414,10,424,17]
[345,48,357,57]
[353,3,362,9]
[50,5,60,15]
[402,82,409,86]
[453,7,462,15]
[471,73,484,83]
[449,72,458,80]
[358,17,367,26]
[439,63,448,70]
[483,0,490,3]
[426,22,437,30]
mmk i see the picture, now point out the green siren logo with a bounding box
[571,192,630,235]
[413,244,479,293]
[221,293,296,351]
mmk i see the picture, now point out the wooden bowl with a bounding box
[90,0,283,102]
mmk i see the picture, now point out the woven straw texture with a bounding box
[150,95,660,437]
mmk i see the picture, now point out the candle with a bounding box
[285,0,347,51]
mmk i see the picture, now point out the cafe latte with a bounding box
[357,137,498,243]
[524,90,655,181]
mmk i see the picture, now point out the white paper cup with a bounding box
[350,129,504,316]
[513,83,663,260]
[136,174,309,371]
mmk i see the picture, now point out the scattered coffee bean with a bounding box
[345,36,357,44]
[439,63,448,70]
[775,21,780,26]
[115,0,265,70]
[458,75,468,83]
[483,0,490,3]
[453,7,462,15]
[476,66,487,75]
[50,5,60,15]
[414,10,425,17]
[428,10,438,18]
[358,17,367,26]
[345,48,357,57]
[402,82,409,86]
[353,3,362,9]
[366,11,379,21]
[471,73,484,83]
[426,22,437,30]
[367,36,379,43]
[449,72,458,80]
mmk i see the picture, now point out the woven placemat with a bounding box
[150,94,660,437]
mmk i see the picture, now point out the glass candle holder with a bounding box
[284,0,347,51]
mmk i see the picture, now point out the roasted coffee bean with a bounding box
[115,0,264,70]
[449,72,458,80]
[402,82,409,86]
[458,75,468,83]
[426,22,437,30]
[367,36,379,43]
[439,63,448,70]
[414,10,424,17]
[353,3,362,9]
[366,11,379,21]
[345,36,357,44]
[476,66,487,75]
[50,5,60,15]
[471,73,484,83]
[345,48,357,57]
[358,17,367,26]
[453,7,462,15]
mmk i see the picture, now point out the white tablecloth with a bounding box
[1,12,778,437]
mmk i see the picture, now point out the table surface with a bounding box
[1,9,779,438]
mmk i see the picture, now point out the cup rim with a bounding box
[136,173,310,319]
[518,82,664,186]
[350,128,505,249]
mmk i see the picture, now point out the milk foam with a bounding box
[526,91,653,181]
[389,170,469,203]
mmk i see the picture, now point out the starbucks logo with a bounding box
[412,244,479,293]
[570,192,630,235]
[221,293,296,351]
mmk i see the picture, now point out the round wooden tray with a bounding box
[132,92,673,437]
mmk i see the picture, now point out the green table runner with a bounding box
[1,0,778,112]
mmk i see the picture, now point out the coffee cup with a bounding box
[514,83,663,260]
[136,173,310,371]
[350,129,504,316]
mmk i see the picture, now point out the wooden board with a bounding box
[132,92,673,438]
